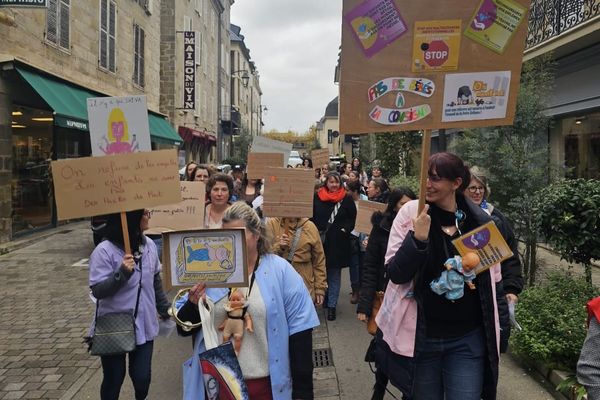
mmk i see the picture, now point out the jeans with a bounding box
[412,327,486,400]
[349,250,364,290]
[100,341,154,400]
[326,268,342,308]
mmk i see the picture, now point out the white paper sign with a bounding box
[87,95,152,157]
[442,71,511,122]
[251,136,292,167]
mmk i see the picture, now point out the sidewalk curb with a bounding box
[508,351,570,400]
[0,221,89,255]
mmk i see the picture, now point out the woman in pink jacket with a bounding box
[374,152,501,400]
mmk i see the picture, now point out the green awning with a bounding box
[17,67,182,145]
[17,67,92,130]
[148,113,181,145]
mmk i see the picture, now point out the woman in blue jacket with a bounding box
[176,201,319,399]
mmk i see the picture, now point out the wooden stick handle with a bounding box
[418,130,432,215]
[120,212,132,255]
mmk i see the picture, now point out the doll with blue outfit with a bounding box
[430,253,480,300]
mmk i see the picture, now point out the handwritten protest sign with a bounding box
[452,221,513,274]
[251,136,292,167]
[87,95,152,156]
[145,181,205,235]
[163,228,248,290]
[311,149,330,170]
[246,153,285,179]
[51,149,181,220]
[355,200,387,234]
[262,167,314,218]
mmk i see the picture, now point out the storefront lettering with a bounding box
[183,31,196,110]
[66,120,87,130]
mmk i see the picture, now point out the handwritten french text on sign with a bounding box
[311,149,330,170]
[146,181,205,235]
[452,221,513,275]
[251,136,292,167]
[246,153,285,179]
[355,200,387,233]
[262,167,314,218]
[51,150,181,220]
[87,95,152,157]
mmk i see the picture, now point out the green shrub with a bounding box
[510,273,599,371]
[389,175,420,195]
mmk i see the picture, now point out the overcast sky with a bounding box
[230,0,342,134]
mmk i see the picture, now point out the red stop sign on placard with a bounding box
[424,40,449,67]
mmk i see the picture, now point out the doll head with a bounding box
[462,252,480,271]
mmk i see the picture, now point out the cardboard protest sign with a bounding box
[262,167,314,218]
[355,200,387,234]
[87,96,152,156]
[145,181,205,235]
[452,221,513,274]
[246,153,285,179]
[311,149,330,170]
[340,0,531,133]
[51,149,181,220]
[251,136,292,167]
[162,228,248,290]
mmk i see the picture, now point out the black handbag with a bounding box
[90,256,143,356]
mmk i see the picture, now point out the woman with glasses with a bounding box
[374,153,502,400]
[464,167,523,353]
[88,209,170,400]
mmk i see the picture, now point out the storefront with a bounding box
[178,126,217,164]
[3,64,181,237]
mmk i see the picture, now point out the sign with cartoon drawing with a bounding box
[162,228,249,290]
[340,0,531,133]
[87,95,152,157]
[442,71,511,122]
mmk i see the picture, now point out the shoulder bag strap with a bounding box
[286,226,304,263]
[321,202,342,237]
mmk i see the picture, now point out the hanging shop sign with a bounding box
[183,31,196,110]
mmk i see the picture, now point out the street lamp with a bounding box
[232,70,250,88]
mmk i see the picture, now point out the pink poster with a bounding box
[344,0,408,58]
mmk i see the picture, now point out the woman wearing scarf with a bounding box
[312,171,357,321]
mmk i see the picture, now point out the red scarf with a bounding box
[587,296,600,326]
[318,187,346,203]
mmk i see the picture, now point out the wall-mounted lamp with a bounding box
[232,70,250,88]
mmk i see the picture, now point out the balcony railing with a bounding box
[526,0,600,49]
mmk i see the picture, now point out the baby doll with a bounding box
[430,253,480,301]
[218,289,254,356]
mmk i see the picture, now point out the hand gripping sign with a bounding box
[368,77,435,126]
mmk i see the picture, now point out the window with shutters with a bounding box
[99,0,117,72]
[46,0,70,51]
[133,24,145,87]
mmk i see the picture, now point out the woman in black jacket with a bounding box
[312,171,357,321]
[357,187,416,400]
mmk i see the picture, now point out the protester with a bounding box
[346,181,368,305]
[176,202,319,399]
[463,166,523,352]
[184,161,198,181]
[356,187,416,400]
[88,209,170,400]
[366,178,389,203]
[204,173,233,229]
[302,158,313,169]
[375,152,501,400]
[191,164,211,183]
[370,162,383,180]
[312,171,357,321]
[235,176,262,206]
[577,296,600,400]
[319,164,330,183]
[352,157,369,188]
[266,217,326,305]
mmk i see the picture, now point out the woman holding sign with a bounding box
[176,202,319,399]
[374,153,502,400]
[88,210,170,400]
[312,171,357,321]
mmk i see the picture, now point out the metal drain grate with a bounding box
[313,348,333,368]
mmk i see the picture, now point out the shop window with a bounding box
[46,0,70,51]
[562,113,600,179]
[11,107,53,234]
[99,0,117,72]
[133,23,145,87]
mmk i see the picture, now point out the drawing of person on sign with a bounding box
[98,107,140,155]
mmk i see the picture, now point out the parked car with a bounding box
[216,164,232,174]
[287,151,303,167]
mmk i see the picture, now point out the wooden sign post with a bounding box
[340,0,531,214]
